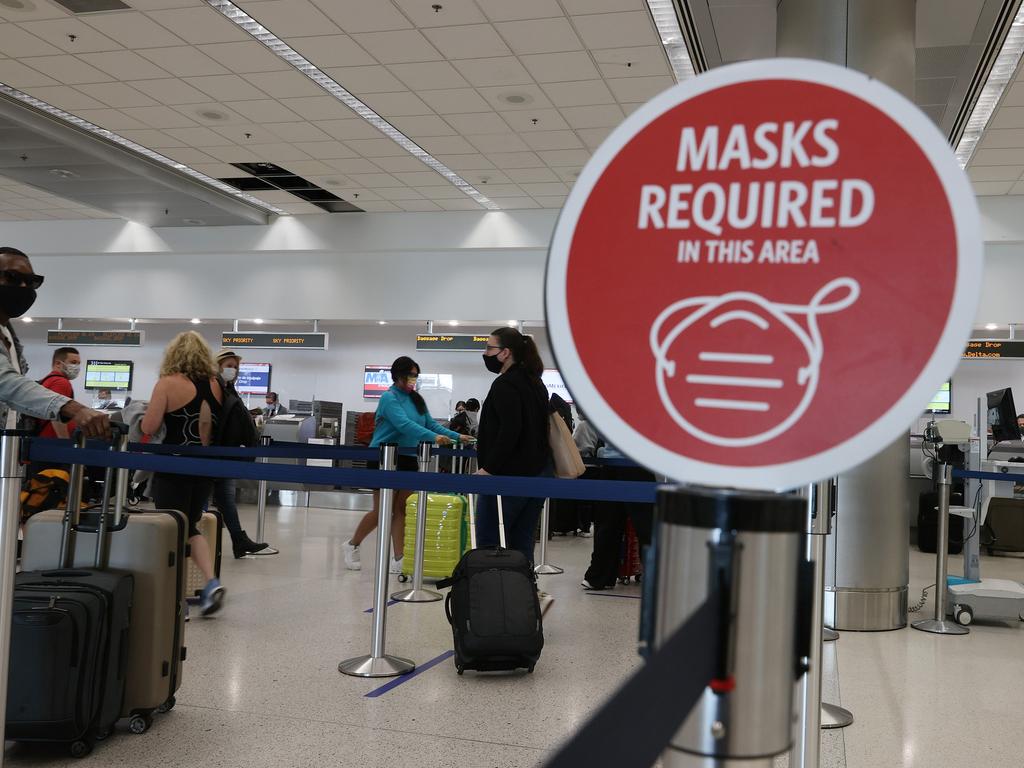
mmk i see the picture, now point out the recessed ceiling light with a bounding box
[507,320,517,327]
[198,109,228,121]
[0,0,31,9]
[377,321,388,325]
[190,318,201,325]
[204,0,498,211]
[448,320,459,327]
[21,317,32,323]
[498,92,532,105]
[253,318,264,324]
[644,0,697,82]
[985,323,1000,330]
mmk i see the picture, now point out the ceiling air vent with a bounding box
[50,0,130,13]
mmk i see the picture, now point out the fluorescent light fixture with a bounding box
[190,318,201,325]
[985,322,1000,330]
[0,83,286,217]
[205,0,498,211]
[955,6,1024,167]
[507,320,517,327]
[253,318,264,325]
[21,317,32,323]
[448,320,459,327]
[645,0,697,82]
[377,321,388,325]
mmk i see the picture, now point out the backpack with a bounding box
[22,372,67,436]
[214,380,259,451]
[354,411,376,446]
[20,468,69,523]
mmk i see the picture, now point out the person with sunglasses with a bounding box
[0,247,110,440]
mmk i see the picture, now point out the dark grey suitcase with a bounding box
[985,496,1024,554]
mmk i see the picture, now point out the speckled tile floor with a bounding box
[5,503,1023,767]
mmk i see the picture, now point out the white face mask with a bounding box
[221,366,238,382]
[63,363,80,380]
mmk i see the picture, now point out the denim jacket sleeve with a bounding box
[0,350,71,422]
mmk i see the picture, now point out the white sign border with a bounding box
[545,58,982,491]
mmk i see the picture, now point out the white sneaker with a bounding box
[343,541,361,571]
[390,556,404,575]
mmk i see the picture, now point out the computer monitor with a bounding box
[85,359,133,392]
[987,388,1021,443]
[236,362,271,395]
[926,380,951,414]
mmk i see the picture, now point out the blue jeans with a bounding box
[476,493,545,566]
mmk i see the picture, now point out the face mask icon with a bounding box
[650,277,860,448]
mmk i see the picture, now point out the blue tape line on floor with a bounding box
[363,599,400,613]
[363,650,455,698]
[585,592,642,600]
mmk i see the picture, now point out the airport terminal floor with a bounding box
[4,502,1021,768]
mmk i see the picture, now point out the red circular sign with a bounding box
[546,60,981,490]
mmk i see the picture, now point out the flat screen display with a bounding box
[236,362,271,395]
[84,360,133,391]
[363,365,391,399]
[542,369,573,404]
[926,381,951,414]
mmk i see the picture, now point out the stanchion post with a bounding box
[534,498,563,575]
[912,463,968,636]
[392,442,442,603]
[0,432,24,764]
[256,434,271,546]
[339,443,415,677]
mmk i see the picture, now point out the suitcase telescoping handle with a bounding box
[466,495,507,550]
[497,496,507,549]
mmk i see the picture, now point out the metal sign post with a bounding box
[392,442,442,603]
[534,499,564,576]
[0,433,24,768]
[340,444,415,678]
[912,463,968,635]
[255,434,271,547]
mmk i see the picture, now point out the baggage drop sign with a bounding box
[546,59,982,490]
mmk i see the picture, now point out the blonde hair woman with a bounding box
[142,331,225,617]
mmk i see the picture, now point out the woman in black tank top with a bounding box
[141,331,226,618]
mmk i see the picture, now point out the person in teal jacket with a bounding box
[344,356,473,573]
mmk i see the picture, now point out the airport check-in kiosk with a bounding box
[262,400,343,491]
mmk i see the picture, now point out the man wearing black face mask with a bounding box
[0,247,110,439]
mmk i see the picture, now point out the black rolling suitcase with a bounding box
[439,496,544,675]
[7,433,134,758]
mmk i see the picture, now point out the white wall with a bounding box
[950,357,1024,427]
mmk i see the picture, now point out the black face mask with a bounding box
[483,352,504,374]
[0,285,36,318]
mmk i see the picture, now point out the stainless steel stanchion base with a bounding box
[823,627,839,642]
[338,655,415,678]
[821,702,854,729]
[911,618,969,635]
[390,587,442,602]
[534,563,564,575]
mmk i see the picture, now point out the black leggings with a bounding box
[152,473,213,539]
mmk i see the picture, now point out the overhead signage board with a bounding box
[963,341,1024,359]
[415,334,489,351]
[545,59,982,490]
[48,330,143,347]
[221,332,328,350]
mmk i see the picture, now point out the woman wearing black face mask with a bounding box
[476,328,552,567]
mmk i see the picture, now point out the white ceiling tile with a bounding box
[278,159,336,175]
[1007,181,1024,195]
[186,74,268,102]
[973,181,1014,196]
[20,55,113,85]
[77,50,171,80]
[315,119,382,140]
[438,197,485,210]
[505,167,559,183]
[164,126,234,146]
[494,18,582,55]
[534,195,567,208]
[243,70,326,98]
[0,59,59,87]
[916,0,985,48]
[419,87,492,113]
[21,85,106,111]
[979,128,1024,150]
[15,20,117,54]
[83,12,185,48]
[178,102,248,124]
[485,151,543,168]
[262,122,331,142]
[353,30,443,64]
[556,167,584,183]
[373,187,424,200]
[373,156,432,172]
[477,84,553,111]
[289,34,375,67]
[489,197,540,209]
[75,109,151,130]
[238,142,312,161]
[357,200,404,211]
[212,123,284,143]
[122,105,199,129]
[187,161,245,177]
[361,91,432,116]
[344,138,406,157]
[277,202,325,214]
[127,78,210,105]
[250,189,306,204]
[520,51,599,83]
[576,125,613,149]
[995,82,1024,108]
[238,0,342,37]
[501,109,569,131]
[541,79,615,107]
[0,1,67,20]
[451,56,532,87]
[709,4,776,62]
[992,107,1024,130]
[469,133,530,153]
[281,96,357,121]
[474,0,563,23]
[619,101,643,114]
[593,46,671,78]
[294,140,357,158]
[606,75,674,102]
[415,185,475,199]
[460,170,511,184]
[468,183,522,196]
[388,61,470,90]
[347,172,404,186]
[572,11,656,49]
[139,47,231,77]
[310,0,412,33]
[326,65,408,93]
[391,170,448,186]
[226,99,301,123]
[393,0,486,27]
[389,114,457,136]
[434,153,495,170]
[560,103,624,128]
[118,128,185,148]
[519,181,568,196]
[444,111,510,134]
[326,158,384,173]
[971,148,1024,165]
[146,7,251,45]
[966,165,1023,182]
[396,200,443,211]
[418,135,477,154]
[198,41,291,73]
[422,24,510,59]
[538,148,590,166]
[522,130,582,150]
[76,82,161,108]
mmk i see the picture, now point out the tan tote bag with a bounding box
[549,413,586,479]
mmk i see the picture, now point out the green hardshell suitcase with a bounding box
[400,493,469,582]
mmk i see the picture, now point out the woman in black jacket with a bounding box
[476,327,551,564]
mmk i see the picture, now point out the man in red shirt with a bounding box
[37,347,80,438]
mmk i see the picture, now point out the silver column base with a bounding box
[535,564,564,575]
[390,588,442,603]
[911,618,969,635]
[821,702,853,729]
[338,654,415,678]
[823,627,839,642]
[663,749,774,767]
[824,586,907,631]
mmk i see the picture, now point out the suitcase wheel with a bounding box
[129,714,153,735]
[157,696,176,714]
[527,665,535,674]
[456,665,464,675]
[94,728,111,742]
[397,574,409,583]
[70,739,93,758]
